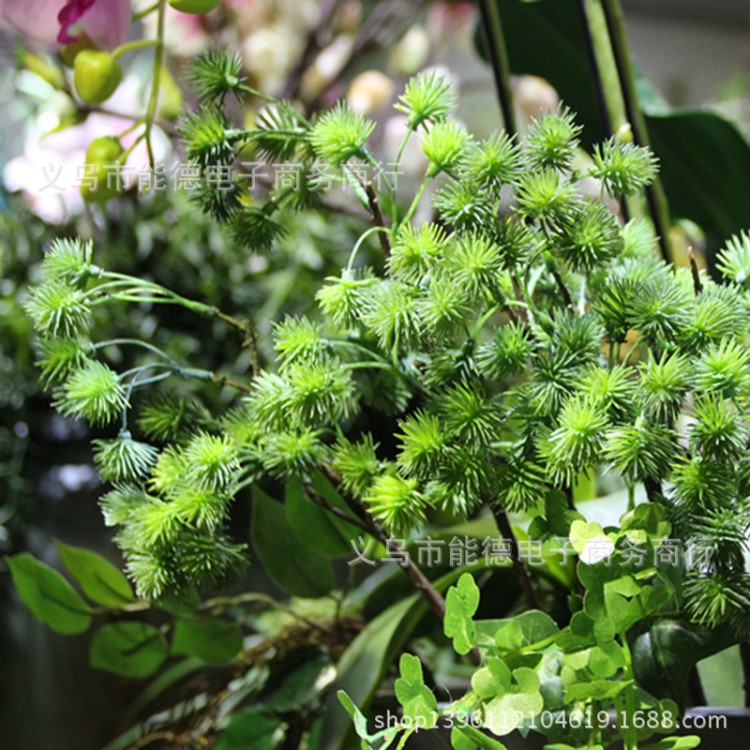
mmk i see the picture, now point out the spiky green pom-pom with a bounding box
[54,360,126,426]
[395,70,456,130]
[309,104,375,165]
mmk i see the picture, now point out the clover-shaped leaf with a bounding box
[445,573,480,655]
[620,503,671,546]
[472,658,544,736]
[394,654,437,728]
[570,520,615,565]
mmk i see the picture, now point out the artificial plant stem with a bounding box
[400,174,430,229]
[365,183,392,258]
[303,484,371,534]
[316,464,483,662]
[477,0,517,138]
[144,0,166,167]
[93,338,176,365]
[132,1,159,21]
[492,505,541,610]
[111,39,159,60]
[601,0,673,264]
[574,0,613,137]
[578,0,637,224]
[579,0,628,134]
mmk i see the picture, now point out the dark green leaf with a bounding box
[55,540,134,608]
[285,472,361,558]
[322,595,426,749]
[214,709,284,750]
[451,725,508,750]
[647,110,750,249]
[90,622,168,678]
[251,486,334,597]
[262,649,336,712]
[172,618,243,663]
[7,552,92,635]
[632,619,735,707]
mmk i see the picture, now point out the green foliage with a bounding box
[90,622,168,678]
[15,66,750,750]
[395,70,456,130]
[444,573,480,656]
[7,553,92,634]
[309,103,375,165]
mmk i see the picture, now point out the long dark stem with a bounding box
[575,0,629,221]
[477,0,517,138]
[601,0,673,263]
[492,505,541,610]
[319,464,481,664]
[365,183,392,259]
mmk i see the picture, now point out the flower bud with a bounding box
[74,50,122,104]
[167,0,220,13]
[80,136,125,203]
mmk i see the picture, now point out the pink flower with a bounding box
[0,0,130,49]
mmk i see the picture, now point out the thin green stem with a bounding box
[93,338,176,364]
[346,226,390,272]
[602,0,673,263]
[132,1,160,21]
[111,39,159,60]
[478,0,517,137]
[144,0,166,167]
[399,174,430,229]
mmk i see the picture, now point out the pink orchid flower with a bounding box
[1,0,130,50]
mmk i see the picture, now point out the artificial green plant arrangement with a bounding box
[9,33,750,750]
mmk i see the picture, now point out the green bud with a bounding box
[80,136,125,203]
[74,50,122,104]
[168,0,220,13]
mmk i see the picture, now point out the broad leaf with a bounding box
[7,552,92,634]
[322,566,483,749]
[251,486,334,597]
[55,540,134,608]
[450,725,508,749]
[214,710,284,750]
[285,472,361,558]
[90,622,168,678]
[172,618,243,663]
[262,649,336,712]
[322,595,426,749]
[632,619,735,707]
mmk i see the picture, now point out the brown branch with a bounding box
[210,307,261,376]
[303,484,372,534]
[210,372,254,394]
[491,505,541,611]
[318,464,481,663]
[365,183,392,258]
